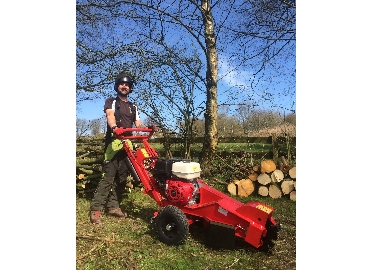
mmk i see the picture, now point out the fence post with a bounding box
[272,135,279,164]
[286,135,292,164]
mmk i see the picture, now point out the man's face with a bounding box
[117,82,131,95]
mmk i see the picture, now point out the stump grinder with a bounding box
[116,127,281,250]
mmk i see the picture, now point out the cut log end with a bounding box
[257,173,271,185]
[258,186,269,197]
[289,167,296,179]
[271,169,284,183]
[261,160,276,174]
[290,190,296,201]
[281,180,295,195]
[280,164,291,173]
[227,183,238,196]
[248,172,258,181]
[269,184,282,199]
[239,179,254,197]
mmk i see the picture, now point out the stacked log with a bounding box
[77,137,297,200]
[229,157,296,201]
[227,179,255,197]
[76,137,105,194]
[288,167,296,201]
[76,137,138,194]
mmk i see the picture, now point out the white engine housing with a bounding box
[172,161,201,180]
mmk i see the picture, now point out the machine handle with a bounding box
[114,127,156,140]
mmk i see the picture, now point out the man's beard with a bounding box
[117,91,128,97]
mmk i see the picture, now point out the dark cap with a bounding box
[114,72,135,92]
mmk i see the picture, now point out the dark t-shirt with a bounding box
[104,97,140,148]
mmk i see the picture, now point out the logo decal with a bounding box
[218,206,228,216]
[256,204,272,214]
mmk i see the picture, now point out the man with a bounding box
[90,72,146,224]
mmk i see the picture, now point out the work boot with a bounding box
[108,208,128,218]
[90,210,102,224]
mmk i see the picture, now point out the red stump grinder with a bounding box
[117,127,281,250]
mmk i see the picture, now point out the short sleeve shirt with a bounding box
[104,97,140,129]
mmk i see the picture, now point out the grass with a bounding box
[76,185,296,270]
[149,143,274,153]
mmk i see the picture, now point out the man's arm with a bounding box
[106,109,117,129]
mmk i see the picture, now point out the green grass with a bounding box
[217,143,272,153]
[76,187,296,270]
[149,143,274,153]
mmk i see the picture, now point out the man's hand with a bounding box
[113,127,125,136]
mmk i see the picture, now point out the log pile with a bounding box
[76,137,136,194]
[77,137,297,201]
[227,157,296,201]
[76,137,105,194]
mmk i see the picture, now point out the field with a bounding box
[150,142,276,154]
[149,139,296,164]
[76,184,296,270]
[76,128,296,269]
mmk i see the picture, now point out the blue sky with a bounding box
[76,98,106,121]
[76,50,296,122]
[76,1,296,122]
[76,82,296,122]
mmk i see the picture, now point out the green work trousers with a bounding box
[90,150,128,212]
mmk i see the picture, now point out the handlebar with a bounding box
[114,127,156,140]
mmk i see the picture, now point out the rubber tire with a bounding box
[155,205,189,246]
[260,219,280,253]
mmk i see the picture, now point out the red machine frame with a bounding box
[116,127,280,250]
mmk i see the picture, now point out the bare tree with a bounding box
[76,0,221,174]
[90,118,104,136]
[76,117,105,137]
[284,112,296,125]
[245,109,283,132]
[76,0,296,175]
[235,104,254,135]
[219,0,296,114]
[217,105,240,137]
[76,118,90,137]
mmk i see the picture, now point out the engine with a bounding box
[165,179,198,206]
[152,159,201,206]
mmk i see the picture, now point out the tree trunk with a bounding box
[272,135,279,164]
[162,130,173,159]
[199,0,218,178]
[286,136,292,164]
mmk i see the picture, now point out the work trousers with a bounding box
[90,150,129,212]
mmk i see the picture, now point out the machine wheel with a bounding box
[155,205,189,246]
[260,219,281,253]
